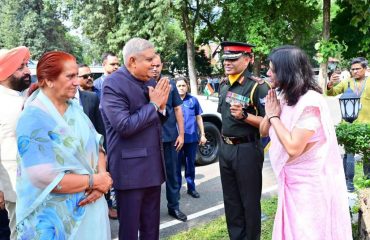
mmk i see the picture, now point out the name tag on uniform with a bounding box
[225,91,249,107]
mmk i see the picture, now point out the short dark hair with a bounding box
[101,52,117,63]
[78,63,89,68]
[351,57,368,68]
[268,45,322,106]
[174,76,189,85]
[174,76,190,92]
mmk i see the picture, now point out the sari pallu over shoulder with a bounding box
[268,90,352,240]
[15,90,103,239]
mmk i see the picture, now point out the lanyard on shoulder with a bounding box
[353,76,368,96]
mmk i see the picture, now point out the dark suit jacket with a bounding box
[79,90,106,141]
[100,66,166,190]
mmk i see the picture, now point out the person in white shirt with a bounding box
[0,46,31,240]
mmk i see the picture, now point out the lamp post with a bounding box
[339,83,361,123]
[338,83,361,192]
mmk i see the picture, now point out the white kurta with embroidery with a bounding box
[0,84,26,202]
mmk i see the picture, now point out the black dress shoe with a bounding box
[168,209,187,222]
[187,190,200,198]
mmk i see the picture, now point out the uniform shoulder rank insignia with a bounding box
[250,75,265,85]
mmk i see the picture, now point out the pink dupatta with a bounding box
[269,90,352,240]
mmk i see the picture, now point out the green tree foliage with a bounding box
[165,43,212,77]
[66,0,215,94]
[197,0,321,74]
[0,0,83,60]
[331,0,370,60]
[65,0,172,57]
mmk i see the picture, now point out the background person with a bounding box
[93,52,120,97]
[0,46,31,240]
[326,57,369,123]
[217,41,270,240]
[101,38,170,240]
[260,45,352,239]
[152,54,187,221]
[326,57,369,192]
[79,63,117,218]
[78,63,101,96]
[175,77,207,198]
[16,51,112,239]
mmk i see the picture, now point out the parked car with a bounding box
[195,95,222,165]
[90,65,104,80]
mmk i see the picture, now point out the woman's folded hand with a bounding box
[93,172,113,194]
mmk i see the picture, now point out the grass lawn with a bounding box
[167,160,365,240]
[166,197,278,240]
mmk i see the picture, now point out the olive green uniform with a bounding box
[218,70,269,240]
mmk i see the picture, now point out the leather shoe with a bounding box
[187,190,200,198]
[168,209,187,222]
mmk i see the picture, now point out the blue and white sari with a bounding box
[15,90,110,240]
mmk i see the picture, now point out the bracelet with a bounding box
[88,174,94,190]
[268,115,280,123]
[150,101,159,111]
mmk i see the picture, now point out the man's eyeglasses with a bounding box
[78,73,93,79]
[351,67,363,72]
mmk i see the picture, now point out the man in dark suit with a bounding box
[76,65,106,137]
[101,37,170,240]
[78,64,101,97]
[77,64,117,219]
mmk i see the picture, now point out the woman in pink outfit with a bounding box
[260,46,352,240]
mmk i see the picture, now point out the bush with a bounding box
[336,122,370,159]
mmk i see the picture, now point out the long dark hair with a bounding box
[268,45,322,106]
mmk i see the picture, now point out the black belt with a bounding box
[222,134,259,145]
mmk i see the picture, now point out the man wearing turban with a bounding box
[0,46,31,240]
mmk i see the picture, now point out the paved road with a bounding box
[110,154,277,239]
[110,95,343,239]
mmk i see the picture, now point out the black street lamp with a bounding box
[339,82,361,123]
[338,82,361,192]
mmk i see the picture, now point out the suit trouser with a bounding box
[219,141,263,240]
[0,208,10,240]
[177,142,197,191]
[116,186,161,240]
[163,142,180,210]
[4,202,15,240]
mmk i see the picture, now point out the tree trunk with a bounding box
[320,0,330,90]
[186,37,198,95]
[181,2,198,95]
[252,54,262,77]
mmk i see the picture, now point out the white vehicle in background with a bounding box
[195,95,222,165]
[29,60,38,83]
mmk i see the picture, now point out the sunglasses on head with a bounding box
[78,73,93,79]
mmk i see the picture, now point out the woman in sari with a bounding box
[260,46,352,239]
[16,51,112,239]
